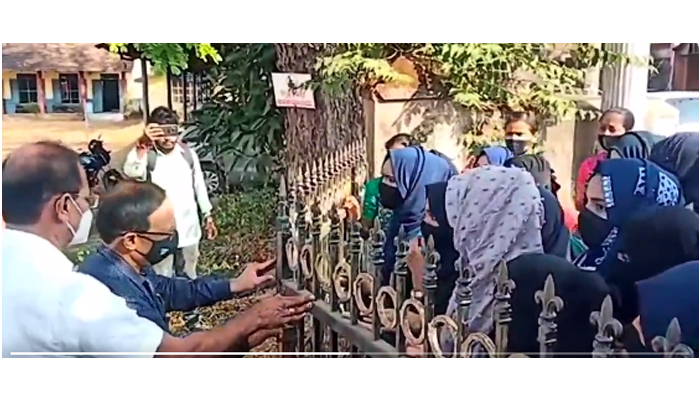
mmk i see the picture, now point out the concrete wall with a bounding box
[365,90,600,210]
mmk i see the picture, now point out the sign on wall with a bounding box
[271,73,315,109]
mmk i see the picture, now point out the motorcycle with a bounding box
[78,138,124,193]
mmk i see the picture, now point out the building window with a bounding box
[17,74,38,104]
[170,74,208,105]
[59,74,80,104]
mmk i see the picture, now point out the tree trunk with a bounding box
[274,44,366,173]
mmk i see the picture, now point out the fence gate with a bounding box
[272,140,695,358]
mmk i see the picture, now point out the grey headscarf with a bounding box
[444,166,545,333]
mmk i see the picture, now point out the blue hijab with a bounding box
[480,146,513,166]
[382,147,456,284]
[649,132,699,212]
[637,261,699,356]
[577,158,683,277]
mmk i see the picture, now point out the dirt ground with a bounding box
[1,116,143,166]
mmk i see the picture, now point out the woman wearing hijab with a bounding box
[537,188,571,259]
[649,132,699,213]
[422,181,459,315]
[378,146,456,284]
[634,261,699,357]
[440,167,608,356]
[475,146,513,167]
[575,158,684,279]
[607,131,653,159]
[503,154,561,195]
[607,207,699,325]
[620,206,699,282]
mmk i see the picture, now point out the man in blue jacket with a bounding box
[78,179,276,333]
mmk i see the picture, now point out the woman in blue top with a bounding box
[378,146,456,285]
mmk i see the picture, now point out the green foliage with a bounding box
[316,43,638,145]
[198,188,278,278]
[107,43,222,74]
[187,44,283,187]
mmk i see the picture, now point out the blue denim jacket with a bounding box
[77,246,233,333]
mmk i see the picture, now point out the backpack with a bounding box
[146,143,196,188]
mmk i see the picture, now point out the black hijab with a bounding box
[607,206,699,324]
[649,132,699,212]
[507,253,610,357]
[607,131,652,159]
[539,187,570,258]
[424,181,458,315]
[504,154,561,195]
[619,206,699,283]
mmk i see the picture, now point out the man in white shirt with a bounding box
[2,141,313,357]
[123,106,216,279]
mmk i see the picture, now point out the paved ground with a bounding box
[1,116,143,166]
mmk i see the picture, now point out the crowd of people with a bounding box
[2,104,698,357]
[371,108,698,356]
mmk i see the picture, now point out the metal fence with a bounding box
[273,138,694,358]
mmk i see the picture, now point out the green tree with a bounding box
[315,43,637,151]
[107,43,221,74]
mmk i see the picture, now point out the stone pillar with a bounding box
[600,43,650,129]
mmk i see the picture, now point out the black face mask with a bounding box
[505,139,528,155]
[379,182,402,210]
[598,135,620,151]
[137,231,179,265]
[577,209,611,248]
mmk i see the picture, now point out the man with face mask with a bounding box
[2,142,313,357]
[123,107,216,279]
[77,180,278,333]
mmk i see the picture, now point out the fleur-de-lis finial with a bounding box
[493,260,515,356]
[589,295,623,358]
[495,260,515,301]
[534,274,564,357]
[651,318,695,358]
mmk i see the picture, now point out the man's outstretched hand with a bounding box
[230,258,277,295]
[244,294,315,330]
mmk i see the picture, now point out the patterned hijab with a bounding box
[649,132,699,212]
[576,158,683,277]
[444,166,544,333]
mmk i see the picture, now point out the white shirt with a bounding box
[123,144,213,248]
[1,229,165,357]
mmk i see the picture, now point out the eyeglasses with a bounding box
[65,192,100,209]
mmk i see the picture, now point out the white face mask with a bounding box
[66,196,93,246]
